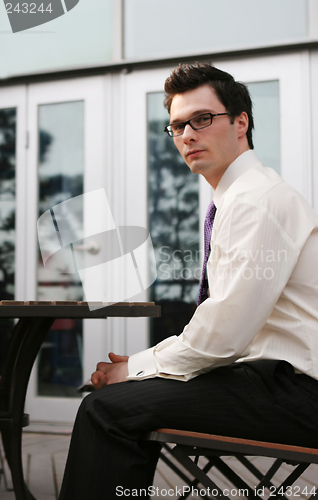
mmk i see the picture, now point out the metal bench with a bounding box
[145,428,318,499]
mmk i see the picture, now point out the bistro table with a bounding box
[0,300,161,500]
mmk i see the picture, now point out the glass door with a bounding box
[24,76,109,422]
[124,52,311,348]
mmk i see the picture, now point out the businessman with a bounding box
[59,63,318,499]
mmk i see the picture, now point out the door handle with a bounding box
[73,240,100,255]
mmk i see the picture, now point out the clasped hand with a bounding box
[91,353,129,388]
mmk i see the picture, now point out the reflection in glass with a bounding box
[147,93,199,345]
[37,101,84,397]
[0,108,16,370]
[247,80,280,174]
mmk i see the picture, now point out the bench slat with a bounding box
[147,429,318,464]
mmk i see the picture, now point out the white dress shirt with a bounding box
[128,150,318,382]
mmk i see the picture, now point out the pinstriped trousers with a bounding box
[59,360,318,500]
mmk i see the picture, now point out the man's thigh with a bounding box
[83,360,318,447]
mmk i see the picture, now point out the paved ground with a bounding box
[0,426,317,499]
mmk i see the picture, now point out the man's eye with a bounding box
[173,123,184,131]
[193,115,210,126]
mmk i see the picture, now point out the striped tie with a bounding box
[197,201,216,306]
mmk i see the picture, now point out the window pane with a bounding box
[37,101,84,398]
[124,0,307,60]
[0,0,112,78]
[247,80,280,174]
[0,108,16,369]
[147,93,199,346]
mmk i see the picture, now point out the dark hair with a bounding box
[164,62,254,149]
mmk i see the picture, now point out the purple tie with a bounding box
[197,201,216,306]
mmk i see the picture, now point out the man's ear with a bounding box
[236,112,249,138]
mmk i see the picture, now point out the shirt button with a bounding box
[136,371,144,376]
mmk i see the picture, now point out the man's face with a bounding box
[169,85,248,188]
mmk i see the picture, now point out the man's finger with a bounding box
[96,361,110,372]
[95,373,109,389]
[108,352,129,363]
[91,369,105,386]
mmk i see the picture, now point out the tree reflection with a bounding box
[0,109,16,367]
[148,119,199,302]
[148,116,200,345]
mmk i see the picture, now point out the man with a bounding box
[59,63,318,499]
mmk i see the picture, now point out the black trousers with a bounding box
[59,360,318,500]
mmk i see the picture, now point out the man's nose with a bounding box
[182,123,196,141]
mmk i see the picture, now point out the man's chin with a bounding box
[188,161,208,175]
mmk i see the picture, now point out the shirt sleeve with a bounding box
[127,197,300,382]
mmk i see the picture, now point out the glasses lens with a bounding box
[190,113,212,130]
[169,123,184,136]
[165,113,212,136]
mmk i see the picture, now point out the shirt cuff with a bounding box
[127,347,157,380]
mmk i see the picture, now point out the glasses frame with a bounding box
[164,112,232,137]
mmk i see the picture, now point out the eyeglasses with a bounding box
[164,112,232,137]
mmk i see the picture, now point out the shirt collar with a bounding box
[213,150,261,209]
